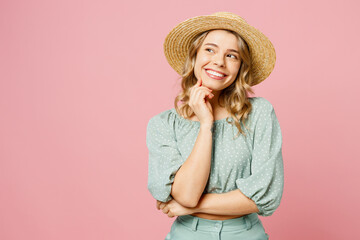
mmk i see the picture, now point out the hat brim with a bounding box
[163,13,276,86]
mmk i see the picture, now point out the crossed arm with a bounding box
[193,189,259,216]
[157,189,259,218]
[158,124,259,217]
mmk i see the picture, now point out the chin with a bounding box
[203,78,226,86]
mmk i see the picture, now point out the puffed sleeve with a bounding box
[235,100,284,216]
[146,114,184,203]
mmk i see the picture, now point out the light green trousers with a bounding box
[165,213,269,240]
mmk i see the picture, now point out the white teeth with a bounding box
[206,69,225,77]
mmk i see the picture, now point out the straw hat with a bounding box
[163,12,276,86]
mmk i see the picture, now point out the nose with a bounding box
[213,54,225,67]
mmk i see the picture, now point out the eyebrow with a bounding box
[204,43,239,54]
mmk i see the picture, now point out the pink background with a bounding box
[1,0,359,239]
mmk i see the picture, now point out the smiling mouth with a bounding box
[204,69,227,80]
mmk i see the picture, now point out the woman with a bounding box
[146,12,284,240]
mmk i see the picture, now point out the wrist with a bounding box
[191,205,201,214]
[191,195,206,214]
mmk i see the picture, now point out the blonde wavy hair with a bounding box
[174,29,256,139]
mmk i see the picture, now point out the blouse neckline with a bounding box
[170,108,232,124]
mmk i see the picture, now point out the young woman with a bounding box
[146,12,284,240]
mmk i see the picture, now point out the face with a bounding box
[194,29,241,91]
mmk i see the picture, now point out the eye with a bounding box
[205,48,214,53]
[227,54,237,59]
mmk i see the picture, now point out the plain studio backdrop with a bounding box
[0,0,359,239]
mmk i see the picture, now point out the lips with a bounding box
[205,68,227,76]
[205,69,227,80]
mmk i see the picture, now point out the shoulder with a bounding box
[249,96,275,112]
[147,108,177,133]
[247,97,278,128]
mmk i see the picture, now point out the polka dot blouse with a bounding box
[146,97,284,217]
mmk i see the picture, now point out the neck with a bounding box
[207,90,223,111]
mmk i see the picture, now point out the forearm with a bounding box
[193,189,259,216]
[171,124,213,207]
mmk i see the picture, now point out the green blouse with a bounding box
[146,97,284,216]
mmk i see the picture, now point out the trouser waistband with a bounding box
[176,213,259,232]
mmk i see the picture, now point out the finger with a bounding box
[199,86,213,91]
[191,80,212,98]
[196,78,202,87]
[190,79,201,96]
[193,86,213,95]
[156,201,161,210]
[193,88,214,103]
[206,95,214,100]
[193,78,211,91]
[159,202,166,210]
[192,87,213,100]
[162,205,169,214]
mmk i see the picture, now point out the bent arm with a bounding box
[193,189,259,216]
[171,124,213,208]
